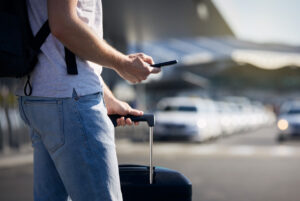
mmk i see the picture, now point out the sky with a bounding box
[212,0,300,46]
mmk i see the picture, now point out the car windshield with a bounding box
[162,105,197,112]
[287,109,300,114]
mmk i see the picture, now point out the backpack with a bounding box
[0,0,77,95]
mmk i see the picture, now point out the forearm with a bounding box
[102,80,117,105]
[48,0,160,84]
[101,79,143,120]
[47,0,129,70]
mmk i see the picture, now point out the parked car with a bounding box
[154,97,222,142]
[217,101,241,135]
[277,101,300,142]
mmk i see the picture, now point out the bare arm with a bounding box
[48,0,125,70]
[47,0,160,83]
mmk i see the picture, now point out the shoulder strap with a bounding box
[24,20,78,96]
[65,47,78,75]
[31,20,78,75]
[31,20,51,52]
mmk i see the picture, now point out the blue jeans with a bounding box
[18,90,123,201]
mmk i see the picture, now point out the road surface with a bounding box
[1,126,300,201]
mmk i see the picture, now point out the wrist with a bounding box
[113,55,131,71]
[103,91,117,103]
[105,96,121,115]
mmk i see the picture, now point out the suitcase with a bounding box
[109,114,192,201]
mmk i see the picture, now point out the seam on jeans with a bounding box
[49,100,65,153]
[30,127,42,145]
[72,99,96,193]
[24,100,58,105]
[73,96,112,198]
[19,97,31,126]
[73,101,88,141]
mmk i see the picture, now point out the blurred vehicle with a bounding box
[222,97,275,134]
[217,101,241,135]
[153,96,275,142]
[276,101,300,142]
[154,97,222,142]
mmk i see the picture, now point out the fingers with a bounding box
[120,53,161,84]
[125,118,133,126]
[116,107,144,127]
[149,66,161,74]
[137,60,161,80]
[116,117,140,127]
[117,117,126,126]
[139,53,154,65]
[128,108,144,116]
[126,117,139,126]
[117,117,132,126]
[129,53,155,65]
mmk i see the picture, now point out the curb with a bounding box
[0,153,33,169]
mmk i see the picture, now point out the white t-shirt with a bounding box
[16,0,103,97]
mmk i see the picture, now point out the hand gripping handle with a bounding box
[108,114,155,127]
[108,113,155,184]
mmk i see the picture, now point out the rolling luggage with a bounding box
[109,114,192,201]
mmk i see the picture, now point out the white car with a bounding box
[217,101,241,135]
[217,100,275,135]
[154,97,222,142]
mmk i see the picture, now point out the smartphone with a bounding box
[150,60,178,68]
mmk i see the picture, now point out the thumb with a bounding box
[128,108,144,116]
[149,67,161,74]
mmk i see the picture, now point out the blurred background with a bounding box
[1,0,300,201]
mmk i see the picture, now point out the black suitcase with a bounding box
[109,114,192,201]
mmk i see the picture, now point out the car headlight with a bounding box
[197,119,207,129]
[277,119,289,131]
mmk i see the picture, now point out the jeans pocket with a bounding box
[74,92,102,102]
[23,99,65,153]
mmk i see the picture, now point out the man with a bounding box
[17,0,161,201]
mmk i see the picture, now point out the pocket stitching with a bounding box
[48,102,65,153]
[74,92,101,102]
[24,100,58,105]
[19,98,31,126]
[73,100,89,141]
[23,100,65,153]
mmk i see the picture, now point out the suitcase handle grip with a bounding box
[108,114,155,127]
[109,113,155,184]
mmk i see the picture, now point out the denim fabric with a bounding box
[18,90,123,201]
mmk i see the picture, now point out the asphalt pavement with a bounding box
[1,125,300,201]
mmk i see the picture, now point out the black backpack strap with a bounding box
[24,21,51,96]
[25,20,78,96]
[31,20,78,75]
[31,20,51,52]
[65,47,78,75]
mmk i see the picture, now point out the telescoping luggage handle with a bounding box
[109,114,155,184]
